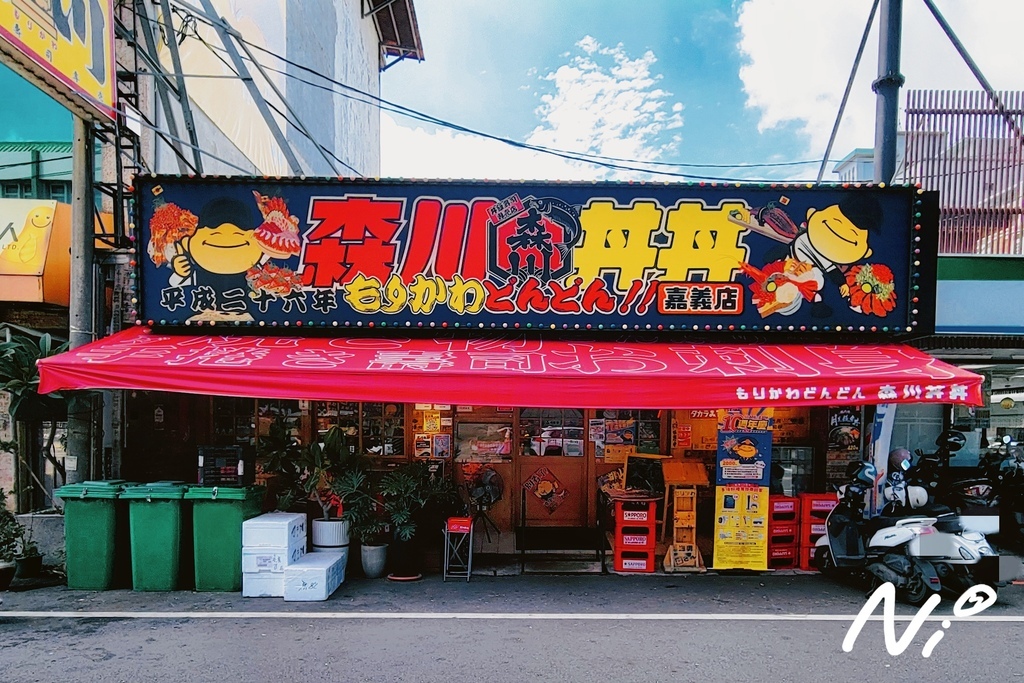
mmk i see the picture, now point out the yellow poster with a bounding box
[712,484,768,570]
[0,0,116,120]
[422,411,441,433]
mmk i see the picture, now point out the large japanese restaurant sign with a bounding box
[133,176,937,334]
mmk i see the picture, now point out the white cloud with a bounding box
[381,37,684,181]
[737,0,1024,169]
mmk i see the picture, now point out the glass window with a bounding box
[212,397,255,447]
[316,401,405,457]
[595,409,663,457]
[47,182,69,203]
[520,408,584,456]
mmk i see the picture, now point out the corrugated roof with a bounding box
[0,141,73,153]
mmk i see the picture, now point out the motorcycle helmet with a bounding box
[906,485,928,509]
[847,461,877,487]
[888,447,912,473]
[936,429,967,453]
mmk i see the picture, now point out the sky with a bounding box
[378,0,1024,183]
[2,0,1023,183]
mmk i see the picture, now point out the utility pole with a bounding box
[872,0,905,184]
[66,116,96,484]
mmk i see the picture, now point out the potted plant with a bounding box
[256,416,306,512]
[301,425,369,552]
[377,461,460,581]
[332,468,389,578]
[0,488,22,591]
[14,517,42,580]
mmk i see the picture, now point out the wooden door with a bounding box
[519,410,587,527]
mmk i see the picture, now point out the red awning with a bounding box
[36,327,984,410]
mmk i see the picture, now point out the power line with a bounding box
[191,33,361,176]
[163,0,848,182]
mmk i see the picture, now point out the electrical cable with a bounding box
[192,33,361,176]
[817,0,879,183]
[162,0,848,181]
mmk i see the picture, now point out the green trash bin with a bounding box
[55,480,135,590]
[120,482,190,591]
[184,486,265,592]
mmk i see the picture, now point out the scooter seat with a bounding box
[864,515,906,536]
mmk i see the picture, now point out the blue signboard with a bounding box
[133,176,936,334]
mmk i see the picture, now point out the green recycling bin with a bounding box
[120,482,190,591]
[184,486,265,592]
[54,480,135,590]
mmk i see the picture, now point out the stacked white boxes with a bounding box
[241,512,307,598]
[283,550,348,601]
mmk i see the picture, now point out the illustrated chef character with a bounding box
[169,197,264,312]
[729,436,762,464]
[788,195,883,317]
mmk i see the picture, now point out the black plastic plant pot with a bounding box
[387,536,423,581]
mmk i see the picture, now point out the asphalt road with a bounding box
[2,574,1023,683]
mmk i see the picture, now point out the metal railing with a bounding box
[905,90,1024,256]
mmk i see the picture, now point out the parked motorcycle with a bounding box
[908,429,1002,536]
[883,446,1012,596]
[814,461,942,606]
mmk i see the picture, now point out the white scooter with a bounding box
[882,467,1011,596]
[814,461,943,605]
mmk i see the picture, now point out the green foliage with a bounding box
[259,418,372,519]
[332,468,388,544]
[257,416,304,511]
[0,332,69,419]
[0,488,24,563]
[16,517,38,558]
[377,462,460,543]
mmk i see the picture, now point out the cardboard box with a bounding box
[283,550,348,601]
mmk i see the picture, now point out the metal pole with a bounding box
[158,0,205,173]
[872,0,904,184]
[66,116,96,484]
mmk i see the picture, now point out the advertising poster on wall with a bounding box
[712,484,768,570]
[715,408,774,487]
[524,466,568,514]
[826,407,863,488]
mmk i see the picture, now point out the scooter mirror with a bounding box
[1004,435,1013,444]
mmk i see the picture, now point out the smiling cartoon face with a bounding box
[731,438,759,460]
[188,222,263,274]
[26,205,55,229]
[805,203,873,265]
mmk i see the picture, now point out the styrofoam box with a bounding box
[242,512,307,549]
[242,571,285,598]
[242,543,306,574]
[283,550,347,602]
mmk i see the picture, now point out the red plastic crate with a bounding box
[614,549,657,573]
[768,496,801,523]
[768,521,800,546]
[799,546,820,572]
[768,544,798,570]
[615,499,658,527]
[798,493,838,522]
[800,521,827,547]
[616,526,657,551]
